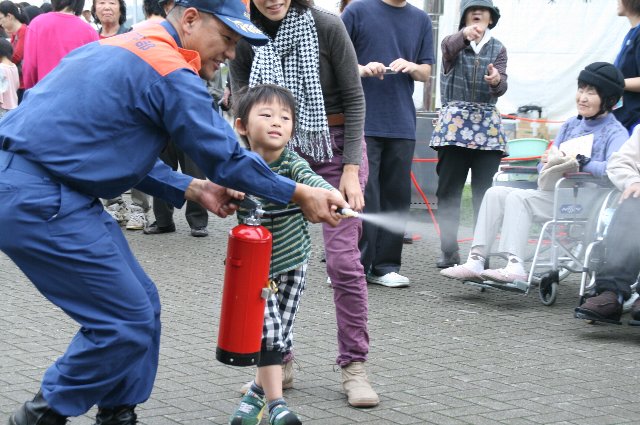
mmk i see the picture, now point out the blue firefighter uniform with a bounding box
[0,21,295,416]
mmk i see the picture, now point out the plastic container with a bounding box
[505,138,549,165]
[503,138,549,183]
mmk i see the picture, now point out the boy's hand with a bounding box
[185,179,242,218]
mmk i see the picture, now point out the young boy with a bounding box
[229,84,342,425]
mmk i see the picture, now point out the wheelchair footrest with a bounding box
[459,280,494,290]
[574,308,622,325]
[482,280,529,294]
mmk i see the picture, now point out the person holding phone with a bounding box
[429,0,508,269]
[342,0,434,288]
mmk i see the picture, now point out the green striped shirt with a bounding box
[237,148,335,276]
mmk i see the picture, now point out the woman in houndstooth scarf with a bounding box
[229,0,379,415]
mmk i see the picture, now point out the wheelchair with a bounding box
[523,172,615,305]
[461,165,615,307]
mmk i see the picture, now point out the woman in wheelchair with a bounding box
[441,62,628,285]
[575,132,640,324]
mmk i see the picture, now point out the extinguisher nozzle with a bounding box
[337,207,359,218]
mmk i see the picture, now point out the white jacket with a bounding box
[606,127,640,191]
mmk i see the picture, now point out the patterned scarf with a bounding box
[249,8,332,161]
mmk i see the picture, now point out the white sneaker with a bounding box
[366,272,410,288]
[623,292,639,313]
[105,202,129,224]
[440,264,484,283]
[480,268,527,284]
[126,206,147,230]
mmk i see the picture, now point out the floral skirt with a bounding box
[430,100,506,152]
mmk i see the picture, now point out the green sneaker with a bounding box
[229,390,266,425]
[269,404,301,425]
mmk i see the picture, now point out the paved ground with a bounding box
[2,205,640,425]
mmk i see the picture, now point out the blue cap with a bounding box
[174,0,268,46]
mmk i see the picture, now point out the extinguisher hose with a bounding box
[260,207,302,218]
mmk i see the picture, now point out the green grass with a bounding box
[460,184,474,228]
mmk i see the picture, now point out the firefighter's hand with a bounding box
[185,179,242,218]
[292,184,347,226]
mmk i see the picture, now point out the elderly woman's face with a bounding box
[95,0,120,25]
[575,85,602,118]
[252,0,291,22]
[464,7,492,30]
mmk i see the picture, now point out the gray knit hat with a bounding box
[578,62,625,111]
[458,0,500,30]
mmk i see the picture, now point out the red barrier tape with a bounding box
[410,171,440,237]
[501,113,564,124]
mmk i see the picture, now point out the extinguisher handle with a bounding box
[231,196,261,210]
[260,206,302,218]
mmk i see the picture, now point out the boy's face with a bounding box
[464,7,492,30]
[236,99,294,160]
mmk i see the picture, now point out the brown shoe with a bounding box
[575,291,622,324]
[341,362,379,408]
[239,361,294,395]
[282,359,294,390]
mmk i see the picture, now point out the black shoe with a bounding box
[143,222,176,235]
[436,251,460,268]
[95,405,137,425]
[8,391,68,425]
[190,227,209,237]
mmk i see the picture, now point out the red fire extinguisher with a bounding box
[216,197,302,366]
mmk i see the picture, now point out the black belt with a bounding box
[0,150,52,179]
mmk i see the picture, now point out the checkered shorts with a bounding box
[262,263,308,354]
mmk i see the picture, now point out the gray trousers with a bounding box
[153,140,208,229]
[472,186,554,259]
[104,188,150,211]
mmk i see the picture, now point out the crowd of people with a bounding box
[3,0,640,424]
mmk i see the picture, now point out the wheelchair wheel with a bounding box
[539,271,559,306]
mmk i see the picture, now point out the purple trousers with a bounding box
[302,126,370,366]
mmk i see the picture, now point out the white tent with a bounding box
[318,0,629,130]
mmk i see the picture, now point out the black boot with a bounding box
[95,405,137,425]
[8,391,67,425]
[436,251,460,269]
